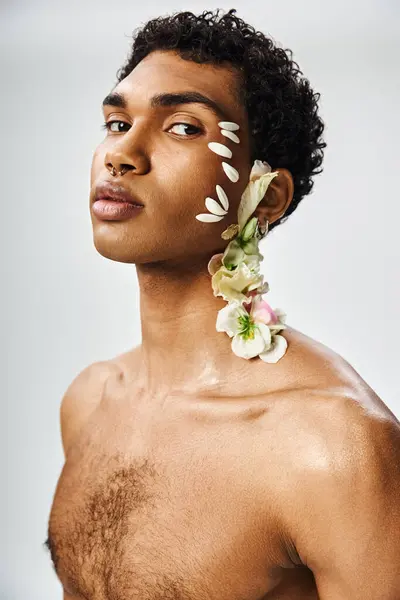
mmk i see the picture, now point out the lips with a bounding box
[93,181,144,206]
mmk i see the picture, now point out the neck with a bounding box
[134,256,249,398]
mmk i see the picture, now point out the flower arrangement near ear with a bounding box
[207,159,288,363]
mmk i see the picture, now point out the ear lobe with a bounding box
[255,204,270,227]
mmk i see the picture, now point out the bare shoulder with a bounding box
[272,391,400,594]
[259,324,398,421]
[262,380,400,513]
[60,359,122,457]
[277,388,400,481]
[258,323,400,567]
[253,324,400,543]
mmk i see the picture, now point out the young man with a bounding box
[45,9,400,600]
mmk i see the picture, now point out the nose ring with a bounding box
[108,165,127,177]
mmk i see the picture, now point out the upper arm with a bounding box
[60,360,116,458]
[281,408,400,599]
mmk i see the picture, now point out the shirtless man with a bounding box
[45,9,400,600]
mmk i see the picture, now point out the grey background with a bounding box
[1,1,399,598]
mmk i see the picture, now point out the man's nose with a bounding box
[104,127,150,175]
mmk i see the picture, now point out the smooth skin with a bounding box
[47,50,400,600]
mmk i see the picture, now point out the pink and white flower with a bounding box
[216,294,287,362]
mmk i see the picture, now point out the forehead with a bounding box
[112,50,246,123]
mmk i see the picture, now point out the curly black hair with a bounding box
[115,8,327,233]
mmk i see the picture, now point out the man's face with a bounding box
[90,50,251,265]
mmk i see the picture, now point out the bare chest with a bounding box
[47,391,317,600]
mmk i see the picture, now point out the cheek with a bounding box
[90,146,105,182]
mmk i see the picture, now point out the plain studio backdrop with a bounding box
[1,0,399,598]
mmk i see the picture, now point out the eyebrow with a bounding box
[101,90,231,122]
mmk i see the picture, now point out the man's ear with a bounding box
[255,168,294,227]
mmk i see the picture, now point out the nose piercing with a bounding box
[108,165,127,176]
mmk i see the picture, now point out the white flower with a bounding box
[241,251,265,272]
[211,262,265,304]
[258,333,288,363]
[208,250,264,277]
[216,296,287,362]
[249,159,272,181]
[207,252,224,276]
[232,323,272,359]
[237,161,279,233]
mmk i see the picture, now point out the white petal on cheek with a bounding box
[208,142,233,159]
[205,197,228,216]
[222,162,240,183]
[218,121,240,131]
[195,213,225,222]
[216,185,229,210]
[220,130,240,144]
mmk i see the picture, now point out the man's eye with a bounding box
[101,121,202,136]
[168,123,202,137]
[101,120,129,133]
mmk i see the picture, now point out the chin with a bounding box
[92,228,168,265]
[91,228,140,264]
[93,243,137,264]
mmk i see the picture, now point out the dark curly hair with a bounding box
[115,8,327,232]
